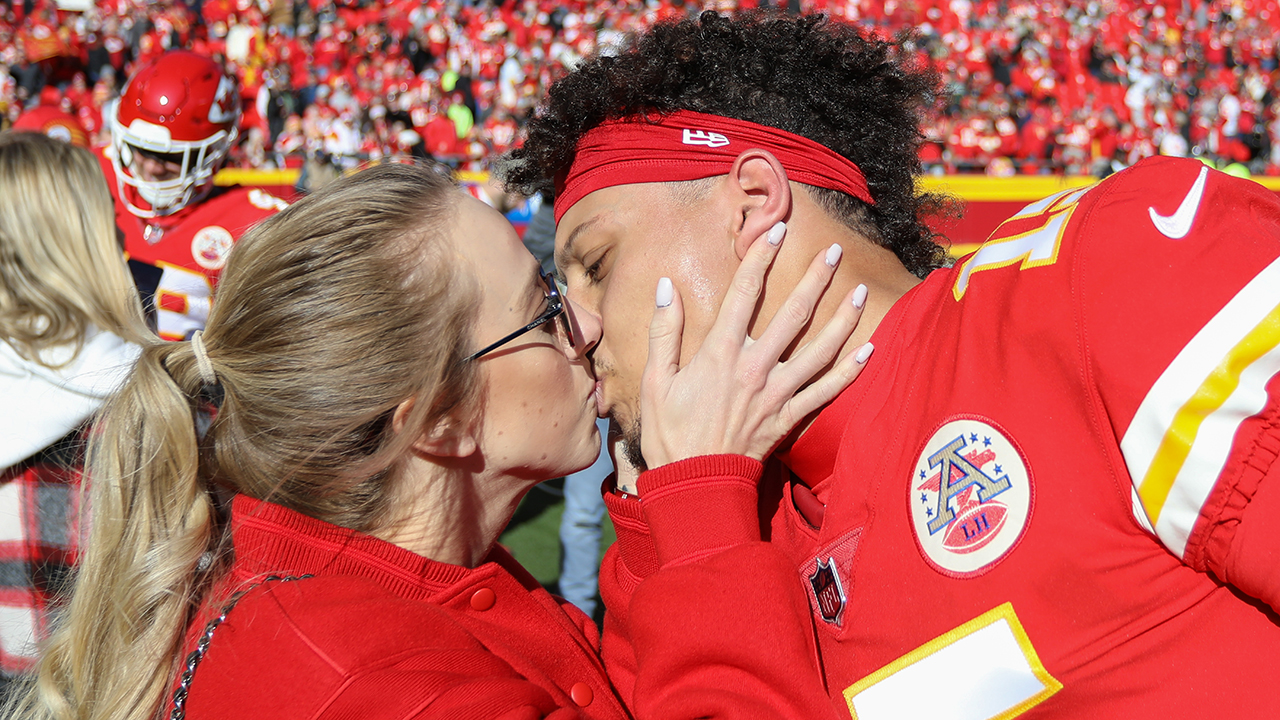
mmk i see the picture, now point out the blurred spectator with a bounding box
[0,131,146,698]
[2,0,1279,179]
[559,419,612,620]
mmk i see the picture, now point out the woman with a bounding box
[12,161,866,719]
[0,132,146,691]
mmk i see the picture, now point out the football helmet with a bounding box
[110,51,240,218]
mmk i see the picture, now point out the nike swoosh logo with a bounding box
[1148,166,1208,239]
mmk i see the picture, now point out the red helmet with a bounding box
[110,51,240,218]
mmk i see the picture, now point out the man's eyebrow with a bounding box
[555,213,607,274]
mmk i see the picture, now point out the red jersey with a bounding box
[601,157,1280,719]
[102,156,287,341]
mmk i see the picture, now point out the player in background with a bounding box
[103,51,287,341]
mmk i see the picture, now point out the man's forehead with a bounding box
[556,210,608,252]
[554,185,648,270]
[555,183,673,247]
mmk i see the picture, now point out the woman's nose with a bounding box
[565,297,601,357]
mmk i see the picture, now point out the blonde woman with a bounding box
[0,132,147,693]
[11,162,866,719]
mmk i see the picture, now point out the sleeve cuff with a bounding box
[637,454,765,568]
[604,488,659,579]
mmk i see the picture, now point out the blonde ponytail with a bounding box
[40,340,217,719]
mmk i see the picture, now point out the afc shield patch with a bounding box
[191,226,234,270]
[909,416,1034,577]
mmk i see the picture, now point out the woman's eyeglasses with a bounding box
[464,267,576,362]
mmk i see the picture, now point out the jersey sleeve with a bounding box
[601,454,840,719]
[597,489,654,706]
[1076,157,1280,610]
[227,187,289,236]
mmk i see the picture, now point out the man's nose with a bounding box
[139,155,177,181]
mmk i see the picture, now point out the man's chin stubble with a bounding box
[608,412,648,472]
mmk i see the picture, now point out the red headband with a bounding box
[553,109,873,223]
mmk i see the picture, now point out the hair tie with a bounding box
[190,330,217,385]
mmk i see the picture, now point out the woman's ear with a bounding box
[393,397,478,458]
[728,149,792,260]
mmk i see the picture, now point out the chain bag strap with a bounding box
[169,574,313,720]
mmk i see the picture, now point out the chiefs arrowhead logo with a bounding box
[208,76,238,124]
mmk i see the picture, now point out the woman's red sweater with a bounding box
[175,495,629,720]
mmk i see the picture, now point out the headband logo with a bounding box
[682,128,730,148]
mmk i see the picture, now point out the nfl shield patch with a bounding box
[798,527,861,635]
[809,557,846,626]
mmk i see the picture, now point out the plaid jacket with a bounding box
[0,432,83,678]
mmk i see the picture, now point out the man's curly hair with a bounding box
[503,10,953,277]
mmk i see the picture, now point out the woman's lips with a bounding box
[594,380,606,418]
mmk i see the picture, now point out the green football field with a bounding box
[498,480,617,602]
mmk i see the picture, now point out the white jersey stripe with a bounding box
[1155,338,1280,555]
[1120,255,1280,557]
[952,188,1090,300]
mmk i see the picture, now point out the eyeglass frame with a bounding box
[464,267,576,362]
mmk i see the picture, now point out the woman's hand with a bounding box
[639,221,873,469]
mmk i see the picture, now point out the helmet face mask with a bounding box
[110,52,241,219]
[111,114,236,217]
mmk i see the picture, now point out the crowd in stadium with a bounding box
[2,0,1280,176]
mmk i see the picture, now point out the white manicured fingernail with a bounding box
[655,277,673,308]
[767,221,786,245]
[825,243,843,267]
[854,342,874,364]
[852,284,868,309]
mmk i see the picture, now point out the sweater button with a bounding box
[570,682,593,707]
[469,587,495,611]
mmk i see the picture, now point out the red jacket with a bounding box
[600,157,1280,719]
[177,495,629,720]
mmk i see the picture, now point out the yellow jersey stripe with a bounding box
[1121,256,1280,557]
[1138,302,1280,525]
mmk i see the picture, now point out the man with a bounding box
[103,51,287,341]
[505,11,1280,719]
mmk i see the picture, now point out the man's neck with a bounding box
[769,203,925,445]
[773,197,923,363]
[837,239,923,357]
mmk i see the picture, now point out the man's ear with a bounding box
[728,149,792,260]
[392,397,478,458]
